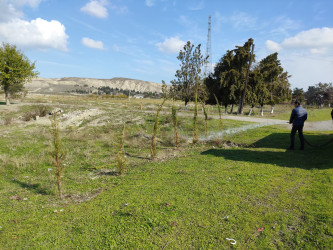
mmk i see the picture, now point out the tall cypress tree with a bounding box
[259,53,291,114]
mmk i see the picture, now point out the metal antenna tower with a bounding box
[204,15,212,76]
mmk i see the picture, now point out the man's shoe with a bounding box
[300,147,304,150]
[287,147,294,150]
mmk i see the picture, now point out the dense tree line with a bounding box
[204,38,291,115]
[171,39,292,116]
[298,83,333,107]
[71,86,162,98]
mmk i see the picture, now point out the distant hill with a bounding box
[26,77,163,95]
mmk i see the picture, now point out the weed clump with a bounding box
[22,111,35,121]
[150,98,166,159]
[50,113,65,199]
[116,123,126,175]
[193,91,199,144]
[4,116,13,125]
[171,104,179,147]
[214,94,223,131]
[201,101,209,137]
[22,105,51,121]
[151,82,167,159]
[34,105,50,117]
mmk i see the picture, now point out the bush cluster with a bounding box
[22,105,50,121]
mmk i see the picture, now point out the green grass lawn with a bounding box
[0,125,332,248]
[0,96,332,248]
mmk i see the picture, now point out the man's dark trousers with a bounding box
[290,125,304,149]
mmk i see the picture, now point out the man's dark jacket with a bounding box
[289,106,307,126]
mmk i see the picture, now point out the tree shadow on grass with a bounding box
[201,133,333,170]
[12,179,52,195]
[125,152,150,160]
[252,132,333,150]
[0,101,16,105]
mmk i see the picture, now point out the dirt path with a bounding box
[304,120,333,131]
[177,111,333,131]
[222,114,333,131]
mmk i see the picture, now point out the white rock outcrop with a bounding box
[26,77,163,94]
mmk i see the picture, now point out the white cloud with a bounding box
[266,27,333,88]
[0,1,20,22]
[110,4,128,14]
[0,0,44,22]
[82,37,105,50]
[13,0,44,8]
[230,12,257,29]
[283,55,333,89]
[113,44,120,52]
[156,37,186,54]
[145,0,154,7]
[282,27,333,50]
[310,48,326,54]
[267,27,333,52]
[214,11,258,32]
[0,0,69,51]
[0,18,68,51]
[81,0,108,18]
[188,1,204,11]
[269,16,301,37]
[266,40,282,52]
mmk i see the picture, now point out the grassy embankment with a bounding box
[0,95,332,248]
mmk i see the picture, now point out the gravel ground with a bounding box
[222,115,333,131]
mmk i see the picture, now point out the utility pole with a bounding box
[238,43,255,114]
[204,16,212,76]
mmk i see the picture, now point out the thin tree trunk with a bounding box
[172,104,179,147]
[248,105,254,116]
[56,154,62,199]
[193,90,198,144]
[151,98,166,159]
[213,94,223,132]
[237,98,242,114]
[201,102,209,138]
[5,91,10,105]
[230,104,234,114]
[270,106,274,114]
[51,113,63,199]
[260,105,264,116]
[224,105,228,114]
[117,123,126,175]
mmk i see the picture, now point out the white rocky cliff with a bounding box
[26,77,163,94]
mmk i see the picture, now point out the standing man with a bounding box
[289,101,307,150]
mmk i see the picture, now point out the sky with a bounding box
[0,0,332,90]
